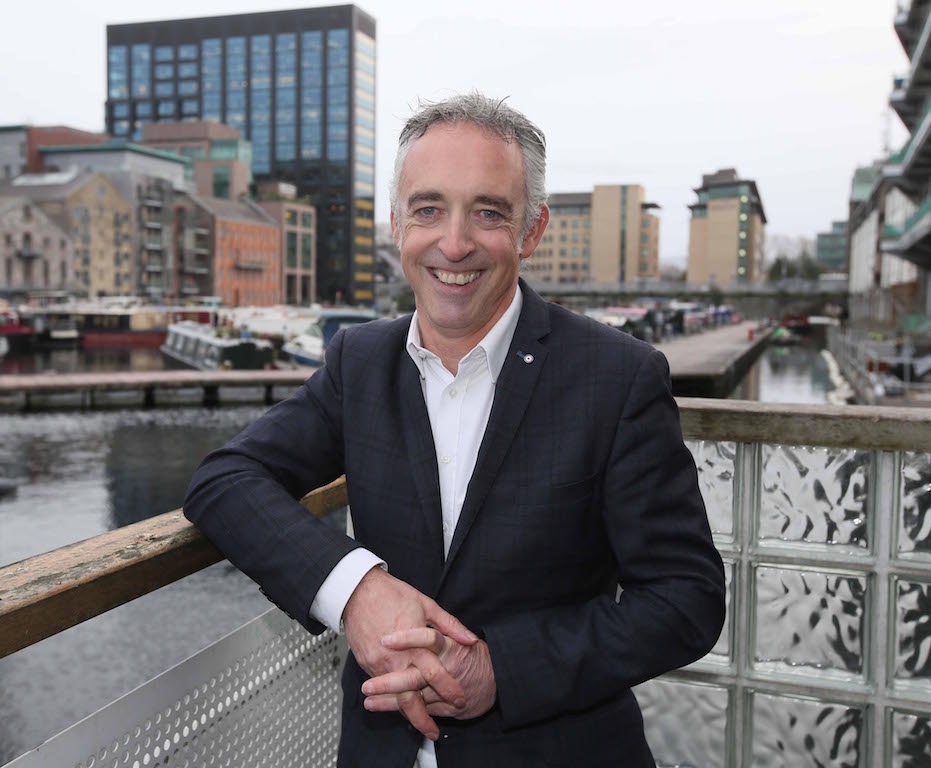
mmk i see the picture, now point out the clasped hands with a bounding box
[342,567,496,740]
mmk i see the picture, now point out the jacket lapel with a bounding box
[397,342,446,564]
[439,281,550,585]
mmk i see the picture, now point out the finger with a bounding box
[425,702,464,718]
[381,627,447,656]
[361,667,426,697]
[410,649,466,708]
[362,693,402,712]
[397,690,439,741]
[422,601,478,646]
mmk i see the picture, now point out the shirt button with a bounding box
[442,522,449,534]
[440,456,451,464]
[449,387,457,398]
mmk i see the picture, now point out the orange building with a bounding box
[191,195,280,306]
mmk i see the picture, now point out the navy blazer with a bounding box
[184,281,726,767]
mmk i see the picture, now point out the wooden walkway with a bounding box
[655,321,771,397]
[0,369,311,411]
[0,323,771,410]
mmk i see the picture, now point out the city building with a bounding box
[39,142,192,300]
[848,3,931,322]
[188,195,281,306]
[815,221,848,273]
[141,121,252,200]
[105,5,376,305]
[0,125,109,180]
[527,185,661,285]
[4,169,133,298]
[0,197,74,301]
[687,168,766,286]
[257,183,317,304]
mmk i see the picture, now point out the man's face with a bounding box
[391,121,548,354]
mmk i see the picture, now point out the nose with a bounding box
[438,214,474,262]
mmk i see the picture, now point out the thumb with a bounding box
[423,600,478,645]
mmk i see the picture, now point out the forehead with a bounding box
[399,121,525,200]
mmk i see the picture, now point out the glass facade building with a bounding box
[106,6,376,304]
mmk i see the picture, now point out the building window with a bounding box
[155,81,174,97]
[131,44,151,97]
[108,46,129,99]
[212,167,231,199]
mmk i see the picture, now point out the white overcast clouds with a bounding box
[0,0,908,266]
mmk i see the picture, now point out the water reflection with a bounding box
[732,339,833,404]
[0,346,165,375]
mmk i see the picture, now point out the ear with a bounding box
[519,204,549,260]
[390,210,401,248]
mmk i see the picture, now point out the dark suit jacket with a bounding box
[184,281,726,767]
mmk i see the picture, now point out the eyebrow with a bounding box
[405,191,515,217]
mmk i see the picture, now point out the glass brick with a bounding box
[704,559,735,665]
[687,439,735,541]
[897,452,931,560]
[760,445,869,551]
[892,578,931,694]
[750,691,864,767]
[634,678,729,768]
[890,708,931,767]
[753,565,867,683]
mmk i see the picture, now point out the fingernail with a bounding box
[362,683,372,695]
[455,697,466,709]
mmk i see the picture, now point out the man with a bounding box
[184,92,725,767]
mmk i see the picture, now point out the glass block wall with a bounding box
[634,439,931,767]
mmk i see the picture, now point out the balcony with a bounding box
[891,3,931,131]
[143,197,163,209]
[234,259,264,272]
[144,241,164,252]
[884,93,931,187]
[881,193,931,268]
[14,248,41,259]
[144,220,162,230]
[3,402,931,767]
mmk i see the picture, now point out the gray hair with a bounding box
[389,92,547,241]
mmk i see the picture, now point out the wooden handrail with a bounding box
[2,399,931,660]
[0,477,348,660]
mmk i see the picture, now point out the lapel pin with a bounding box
[516,351,534,364]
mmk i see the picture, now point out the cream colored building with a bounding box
[8,169,133,297]
[528,185,661,285]
[687,169,766,286]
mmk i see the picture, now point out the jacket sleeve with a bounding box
[183,330,361,634]
[483,348,726,730]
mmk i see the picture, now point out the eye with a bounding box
[414,206,438,220]
[478,209,502,222]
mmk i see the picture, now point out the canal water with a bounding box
[0,338,835,763]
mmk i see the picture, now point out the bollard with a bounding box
[748,328,754,342]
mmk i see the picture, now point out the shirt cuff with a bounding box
[309,548,386,634]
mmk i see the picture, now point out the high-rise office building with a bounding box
[527,185,661,285]
[687,168,766,285]
[106,6,376,304]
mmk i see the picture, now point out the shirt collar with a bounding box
[406,284,523,383]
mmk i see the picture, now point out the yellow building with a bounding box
[12,169,133,297]
[528,185,661,285]
[687,169,766,286]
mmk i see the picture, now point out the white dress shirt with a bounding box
[309,285,524,768]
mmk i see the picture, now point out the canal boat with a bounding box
[0,307,36,353]
[280,308,377,368]
[160,321,274,370]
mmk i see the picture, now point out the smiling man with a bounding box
[184,93,725,768]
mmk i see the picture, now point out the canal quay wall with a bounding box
[0,323,770,412]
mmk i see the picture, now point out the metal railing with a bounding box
[2,402,931,767]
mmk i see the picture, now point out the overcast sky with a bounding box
[0,0,909,267]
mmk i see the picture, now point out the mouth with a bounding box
[431,269,480,286]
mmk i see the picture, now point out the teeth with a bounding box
[433,270,478,285]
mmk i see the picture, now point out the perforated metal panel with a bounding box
[8,609,346,768]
